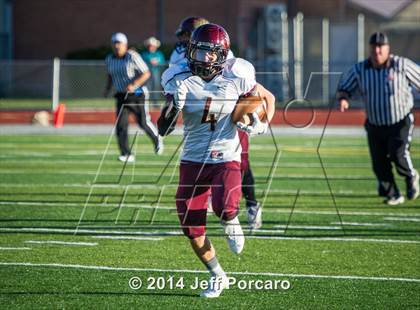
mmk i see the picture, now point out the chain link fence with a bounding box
[1,13,418,111]
[0,60,53,110]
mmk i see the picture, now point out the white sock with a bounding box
[204,256,226,278]
[223,216,239,225]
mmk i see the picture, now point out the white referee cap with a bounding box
[111,32,128,44]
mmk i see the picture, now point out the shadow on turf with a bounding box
[0,222,419,233]
[0,291,196,298]
[0,227,418,238]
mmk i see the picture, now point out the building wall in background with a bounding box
[13,0,157,59]
[11,0,285,59]
[11,0,420,60]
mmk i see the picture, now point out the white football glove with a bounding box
[237,112,268,136]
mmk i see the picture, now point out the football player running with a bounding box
[158,24,275,298]
[170,17,266,231]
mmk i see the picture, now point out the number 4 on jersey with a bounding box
[201,97,217,131]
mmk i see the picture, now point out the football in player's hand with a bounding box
[231,96,267,125]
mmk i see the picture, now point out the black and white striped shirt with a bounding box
[337,55,420,126]
[105,49,149,93]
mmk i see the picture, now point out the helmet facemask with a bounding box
[187,42,228,80]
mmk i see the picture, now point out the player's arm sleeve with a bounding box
[404,58,420,91]
[256,83,275,122]
[158,67,188,136]
[161,66,173,90]
[157,94,180,136]
[336,66,359,100]
[160,65,189,100]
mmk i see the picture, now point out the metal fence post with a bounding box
[52,57,60,111]
[358,14,365,62]
[293,12,304,99]
[322,18,330,104]
[281,11,289,100]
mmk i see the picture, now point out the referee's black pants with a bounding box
[364,113,416,199]
[115,92,159,156]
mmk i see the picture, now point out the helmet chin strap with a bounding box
[191,60,226,80]
[199,68,218,80]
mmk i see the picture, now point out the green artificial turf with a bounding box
[0,133,419,309]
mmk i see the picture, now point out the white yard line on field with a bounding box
[0,227,418,244]
[24,240,98,246]
[251,229,286,233]
[383,217,420,223]
[1,183,375,195]
[267,209,420,217]
[272,225,342,230]
[0,170,164,176]
[0,159,376,168]
[91,236,163,241]
[1,200,419,218]
[0,262,419,283]
[0,182,395,198]
[0,201,173,210]
[0,227,182,236]
[0,247,31,250]
[330,222,392,227]
[248,236,420,244]
[0,169,380,180]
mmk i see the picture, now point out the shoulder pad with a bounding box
[227,50,235,59]
[161,63,191,94]
[223,58,255,80]
[223,58,256,96]
[169,47,187,66]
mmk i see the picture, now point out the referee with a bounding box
[104,32,163,163]
[337,32,419,205]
